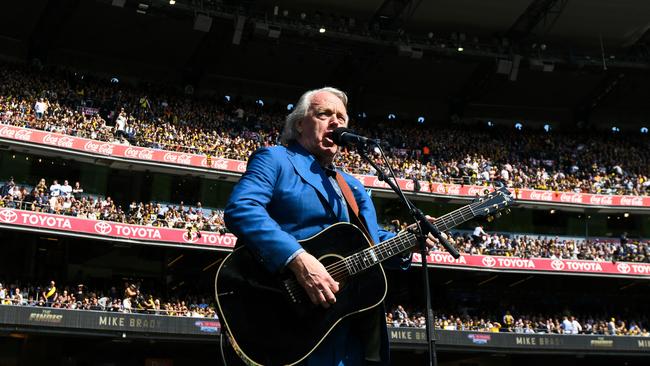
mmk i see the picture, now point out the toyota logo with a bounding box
[0,209,18,223]
[481,256,496,267]
[551,260,565,271]
[94,221,112,235]
[183,231,200,243]
[616,263,631,274]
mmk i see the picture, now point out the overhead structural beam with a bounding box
[371,0,424,30]
[574,72,625,124]
[622,25,650,48]
[506,0,568,41]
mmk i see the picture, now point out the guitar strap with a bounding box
[334,172,375,244]
[334,171,383,362]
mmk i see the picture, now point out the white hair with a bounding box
[280,87,348,145]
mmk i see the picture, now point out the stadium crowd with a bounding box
[1,172,648,263]
[387,305,650,336]
[0,279,217,318]
[1,62,650,196]
[436,231,648,263]
[383,221,650,263]
[0,176,227,233]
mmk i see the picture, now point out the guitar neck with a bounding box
[339,203,478,275]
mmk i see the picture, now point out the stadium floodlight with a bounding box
[487,121,493,127]
[357,112,367,119]
[515,122,523,130]
[169,0,175,4]
[611,126,620,132]
[387,113,396,120]
[110,77,119,83]
[224,95,230,102]
[550,209,555,214]
[319,27,326,33]
[641,127,648,134]
[255,99,264,107]
[624,212,630,218]
[543,124,551,132]
[287,103,294,111]
[457,47,464,52]
[417,116,425,124]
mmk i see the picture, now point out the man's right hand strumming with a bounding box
[288,251,340,308]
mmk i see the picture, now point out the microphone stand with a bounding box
[352,141,460,366]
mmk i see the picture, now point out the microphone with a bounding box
[331,127,378,146]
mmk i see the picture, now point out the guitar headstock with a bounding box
[471,186,514,221]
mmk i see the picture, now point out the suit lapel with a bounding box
[286,143,339,215]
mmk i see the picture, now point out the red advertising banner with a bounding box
[0,208,237,249]
[0,207,647,277]
[1,125,649,208]
[412,252,650,277]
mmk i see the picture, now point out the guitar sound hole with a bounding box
[319,254,348,289]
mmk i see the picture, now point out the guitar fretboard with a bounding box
[339,203,479,275]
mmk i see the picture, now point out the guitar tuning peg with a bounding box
[486,215,494,222]
[483,189,490,195]
[505,209,511,215]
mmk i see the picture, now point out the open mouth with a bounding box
[323,131,334,143]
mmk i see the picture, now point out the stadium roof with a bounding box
[0,0,649,127]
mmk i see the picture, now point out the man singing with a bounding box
[225,87,435,365]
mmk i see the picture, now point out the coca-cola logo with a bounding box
[163,152,179,163]
[372,178,387,188]
[138,149,154,160]
[164,153,193,165]
[183,231,200,243]
[467,187,483,196]
[0,126,15,138]
[94,221,112,235]
[589,195,614,206]
[620,196,644,206]
[58,136,74,148]
[481,256,496,267]
[529,191,554,201]
[213,158,229,170]
[405,180,415,190]
[124,147,140,158]
[559,193,583,204]
[42,134,58,145]
[616,263,631,274]
[236,162,247,173]
[447,185,461,195]
[551,260,565,270]
[434,184,446,194]
[83,141,114,155]
[0,209,18,223]
[15,129,32,141]
[42,134,74,148]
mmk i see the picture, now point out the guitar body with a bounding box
[215,223,387,365]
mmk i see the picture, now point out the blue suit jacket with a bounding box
[225,143,397,273]
[225,143,407,365]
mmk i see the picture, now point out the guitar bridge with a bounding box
[282,279,302,304]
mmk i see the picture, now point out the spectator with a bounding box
[72,181,83,200]
[472,224,487,247]
[49,180,61,197]
[42,280,57,305]
[60,179,72,198]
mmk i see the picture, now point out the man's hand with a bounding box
[404,215,445,253]
[288,251,339,308]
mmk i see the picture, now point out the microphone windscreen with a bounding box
[331,127,353,145]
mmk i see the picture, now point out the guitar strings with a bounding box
[284,195,506,296]
[284,196,504,297]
